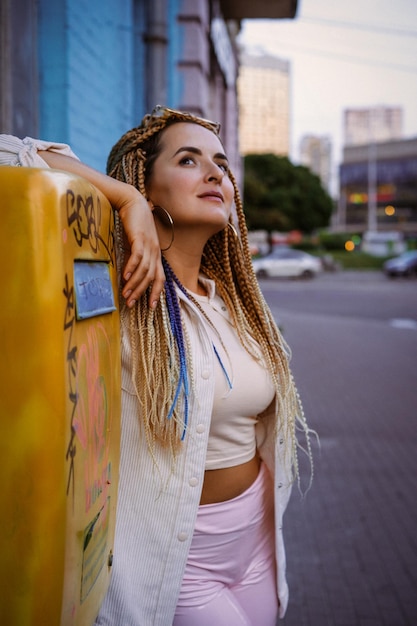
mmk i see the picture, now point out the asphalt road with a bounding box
[260,271,417,626]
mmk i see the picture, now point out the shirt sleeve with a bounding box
[0,134,80,168]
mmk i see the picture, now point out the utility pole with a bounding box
[367,110,377,232]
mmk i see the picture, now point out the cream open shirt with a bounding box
[0,135,293,624]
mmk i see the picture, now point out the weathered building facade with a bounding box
[1,0,298,175]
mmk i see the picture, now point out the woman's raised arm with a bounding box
[37,150,165,309]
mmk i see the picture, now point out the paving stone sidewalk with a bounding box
[275,301,417,626]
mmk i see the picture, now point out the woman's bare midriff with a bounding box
[200,455,261,505]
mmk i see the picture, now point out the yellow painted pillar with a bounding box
[0,167,121,625]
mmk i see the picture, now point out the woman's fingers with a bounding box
[118,200,165,308]
[122,241,164,308]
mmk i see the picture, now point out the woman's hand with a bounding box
[116,190,165,309]
[37,150,165,308]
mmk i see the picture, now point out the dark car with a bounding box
[383,250,417,278]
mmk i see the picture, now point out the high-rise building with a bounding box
[237,53,290,156]
[337,137,417,235]
[344,106,403,146]
[299,135,332,193]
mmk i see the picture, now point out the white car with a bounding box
[252,248,322,279]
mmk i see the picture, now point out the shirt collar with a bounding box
[197,275,216,300]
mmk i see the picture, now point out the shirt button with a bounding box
[196,424,205,434]
[201,370,210,379]
[178,532,188,542]
[189,477,198,487]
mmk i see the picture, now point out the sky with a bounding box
[237,0,417,194]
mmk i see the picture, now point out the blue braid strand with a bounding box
[161,257,233,440]
[162,257,190,439]
[213,344,233,390]
[167,264,233,390]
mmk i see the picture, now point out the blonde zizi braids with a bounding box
[107,105,315,489]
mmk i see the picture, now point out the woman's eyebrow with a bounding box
[173,146,228,162]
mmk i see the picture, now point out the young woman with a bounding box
[0,107,313,625]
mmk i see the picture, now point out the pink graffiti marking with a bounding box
[73,322,114,513]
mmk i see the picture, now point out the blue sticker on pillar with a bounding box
[74,261,116,320]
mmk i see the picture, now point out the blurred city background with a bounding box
[2,1,416,624]
[2,0,417,265]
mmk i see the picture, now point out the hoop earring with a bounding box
[227,222,239,240]
[153,205,175,251]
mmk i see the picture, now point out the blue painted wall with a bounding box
[38,1,68,143]
[38,0,144,172]
[36,0,190,172]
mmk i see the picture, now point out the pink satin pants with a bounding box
[173,462,278,626]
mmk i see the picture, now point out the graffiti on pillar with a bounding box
[63,274,114,508]
[63,272,78,500]
[80,498,111,602]
[73,321,113,513]
[63,189,116,505]
[65,189,115,260]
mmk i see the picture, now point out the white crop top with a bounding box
[189,279,275,470]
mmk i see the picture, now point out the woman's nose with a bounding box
[206,163,224,183]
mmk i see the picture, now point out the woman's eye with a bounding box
[179,156,195,165]
[217,162,228,173]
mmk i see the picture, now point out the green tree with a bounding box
[243,153,333,233]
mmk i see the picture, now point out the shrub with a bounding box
[318,232,358,251]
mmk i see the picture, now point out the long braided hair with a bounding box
[107,106,314,486]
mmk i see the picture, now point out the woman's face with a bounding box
[147,122,234,240]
